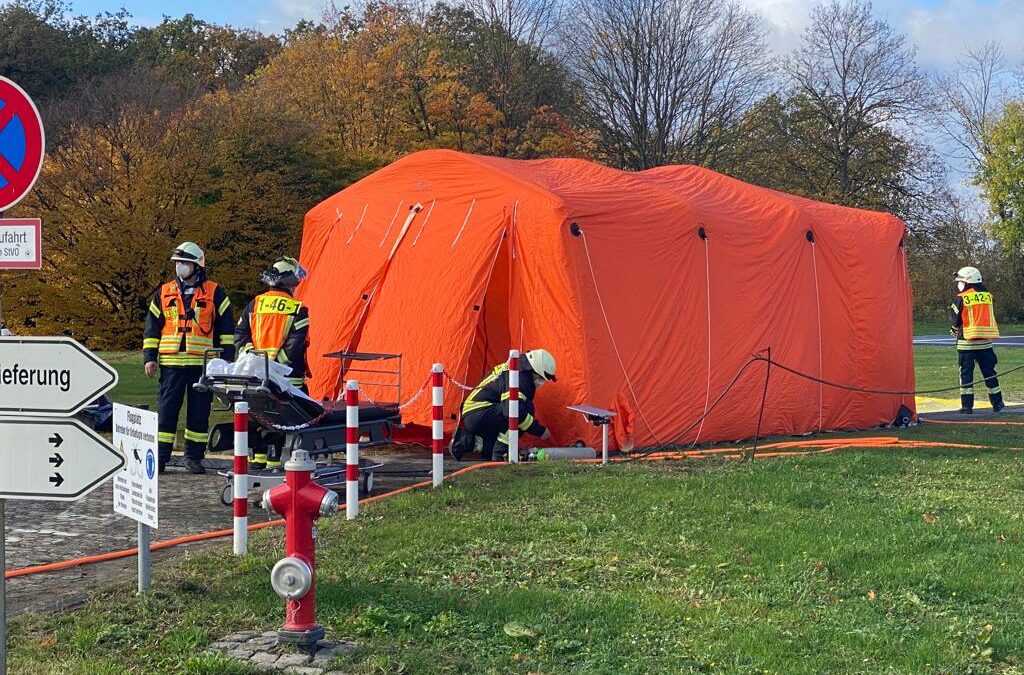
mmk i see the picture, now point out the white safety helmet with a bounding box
[171,241,206,268]
[261,256,308,288]
[955,266,982,284]
[525,349,557,383]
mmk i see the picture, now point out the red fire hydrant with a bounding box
[261,449,339,650]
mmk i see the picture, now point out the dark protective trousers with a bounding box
[157,365,213,462]
[458,405,510,460]
[958,347,1003,411]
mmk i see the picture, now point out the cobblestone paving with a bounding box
[4,448,447,615]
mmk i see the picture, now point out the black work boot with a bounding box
[990,393,1006,413]
[185,458,206,474]
[448,428,473,462]
[959,394,974,415]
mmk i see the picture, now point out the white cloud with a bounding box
[901,0,1024,69]
[264,0,324,32]
[737,0,816,55]
[738,0,1024,70]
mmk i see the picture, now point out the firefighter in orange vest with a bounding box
[143,242,235,474]
[950,266,1004,414]
[234,257,310,469]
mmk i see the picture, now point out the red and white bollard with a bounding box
[262,450,339,651]
[233,401,249,556]
[345,380,359,519]
[508,349,520,464]
[432,364,444,487]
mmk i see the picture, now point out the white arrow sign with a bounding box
[0,336,118,416]
[0,418,124,500]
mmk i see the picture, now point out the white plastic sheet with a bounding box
[206,353,314,401]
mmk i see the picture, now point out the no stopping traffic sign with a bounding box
[0,76,45,212]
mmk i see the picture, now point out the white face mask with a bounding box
[176,262,195,280]
[957,281,966,292]
[534,374,546,388]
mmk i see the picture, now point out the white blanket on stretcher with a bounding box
[205,353,315,401]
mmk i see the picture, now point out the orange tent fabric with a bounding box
[298,149,915,450]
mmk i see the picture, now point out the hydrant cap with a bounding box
[320,489,339,518]
[271,556,313,600]
[285,449,316,472]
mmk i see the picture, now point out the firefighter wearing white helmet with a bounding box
[234,257,311,471]
[950,265,1003,414]
[449,349,556,461]
[142,241,235,474]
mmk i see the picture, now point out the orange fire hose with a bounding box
[4,462,505,580]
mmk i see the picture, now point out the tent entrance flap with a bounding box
[465,229,511,386]
[344,205,423,358]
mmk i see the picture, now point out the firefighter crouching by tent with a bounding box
[450,349,556,461]
[234,257,310,470]
[950,266,1005,415]
[143,242,235,474]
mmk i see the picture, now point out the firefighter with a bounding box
[449,349,555,461]
[950,266,1004,414]
[234,257,310,470]
[143,242,235,474]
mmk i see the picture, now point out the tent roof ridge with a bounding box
[423,149,570,212]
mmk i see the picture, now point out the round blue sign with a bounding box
[146,449,156,479]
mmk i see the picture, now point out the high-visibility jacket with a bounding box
[461,358,546,437]
[143,276,234,367]
[234,289,310,386]
[950,284,1000,350]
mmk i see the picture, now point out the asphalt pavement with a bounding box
[913,334,1024,347]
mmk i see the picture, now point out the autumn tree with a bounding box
[564,0,769,170]
[779,0,937,219]
[976,100,1024,250]
[132,14,281,92]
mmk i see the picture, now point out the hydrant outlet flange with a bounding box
[271,556,313,600]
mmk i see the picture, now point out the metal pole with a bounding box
[602,423,609,466]
[1,499,7,675]
[345,380,360,519]
[233,401,249,556]
[431,364,444,488]
[137,522,151,593]
[507,350,520,464]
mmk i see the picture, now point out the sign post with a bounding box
[0,74,48,675]
[1,499,5,675]
[112,404,158,592]
[0,337,118,674]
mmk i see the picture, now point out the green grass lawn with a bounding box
[100,352,155,407]
[10,455,1024,674]
[12,343,1023,673]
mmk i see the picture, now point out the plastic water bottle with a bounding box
[534,447,597,461]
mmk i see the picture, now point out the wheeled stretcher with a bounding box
[194,350,401,505]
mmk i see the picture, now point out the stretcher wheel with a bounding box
[360,471,374,497]
[220,483,233,507]
[209,424,235,452]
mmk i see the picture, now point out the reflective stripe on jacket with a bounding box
[143,275,234,367]
[461,358,546,436]
[234,289,310,386]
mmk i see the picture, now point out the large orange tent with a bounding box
[298,149,915,450]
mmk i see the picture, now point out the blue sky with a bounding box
[62,0,1024,70]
